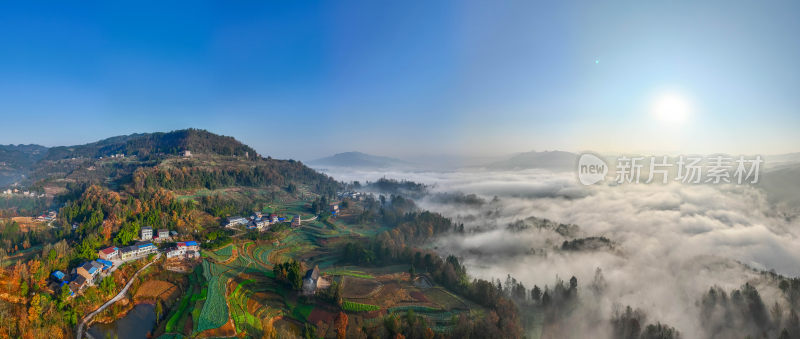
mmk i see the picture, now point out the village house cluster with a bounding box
[337,190,364,201]
[1,188,45,198]
[50,258,114,296]
[139,226,176,242]
[49,225,194,298]
[226,212,289,231]
[35,211,58,222]
[165,241,200,259]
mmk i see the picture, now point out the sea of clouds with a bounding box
[318,166,800,337]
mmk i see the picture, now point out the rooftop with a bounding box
[71,275,86,285]
[99,247,118,255]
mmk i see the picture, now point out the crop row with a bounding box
[342,301,381,312]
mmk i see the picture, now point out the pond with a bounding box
[87,303,156,339]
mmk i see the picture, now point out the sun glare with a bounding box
[652,92,691,124]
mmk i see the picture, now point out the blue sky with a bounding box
[0,1,798,160]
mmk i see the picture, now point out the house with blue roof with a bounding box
[136,241,157,256]
[96,259,113,270]
[120,245,138,260]
[51,270,66,282]
[76,261,102,283]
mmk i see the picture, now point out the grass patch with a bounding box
[292,303,315,321]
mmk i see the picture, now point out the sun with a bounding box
[651,91,692,124]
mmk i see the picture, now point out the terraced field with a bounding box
[324,268,375,279]
[196,261,232,333]
[164,241,286,337]
[343,301,381,312]
[154,201,486,338]
[203,243,235,262]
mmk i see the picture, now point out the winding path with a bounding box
[76,254,160,339]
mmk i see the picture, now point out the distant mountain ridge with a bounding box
[0,144,49,186]
[487,150,577,171]
[309,151,411,169]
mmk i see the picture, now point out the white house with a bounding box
[226,217,248,228]
[141,226,153,240]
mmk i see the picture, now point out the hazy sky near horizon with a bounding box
[1,1,798,160]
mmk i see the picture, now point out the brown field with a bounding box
[363,280,414,308]
[308,308,337,325]
[163,258,201,272]
[9,217,46,231]
[341,276,382,299]
[44,185,66,197]
[134,280,177,301]
[409,291,429,302]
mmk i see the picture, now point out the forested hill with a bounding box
[43,128,258,160]
[0,129,341,201]
[0,144,48,186]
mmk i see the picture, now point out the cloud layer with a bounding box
[320,166,800,338]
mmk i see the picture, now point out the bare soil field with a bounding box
[134,280,177,301]
[341,276,382,299]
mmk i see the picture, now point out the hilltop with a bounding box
[0,129,265,189]
[43,129,258,161]
[0,129,340,219]
[0,129,338,191]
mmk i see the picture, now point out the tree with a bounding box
[384,314,400,336]
[612,305,645,339]
[320,280,343,307]
[303,323,317,339]
[58,284,72,309]
[590,267,607,296]
[335,311,348,339]
[541,289,551,307]
[531,285,542,303]
[19,281,29,297]
[155,301,163,324]
[47,249,57,264]
[76,234,101,260]
[406,309,417,327]
[569,276,578,298]
[100,275,116,295]
[28,294,45,324]
[640,322,680,339]
[273,260,303,290]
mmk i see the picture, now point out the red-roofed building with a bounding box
[98,247,119,260]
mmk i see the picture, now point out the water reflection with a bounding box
[87,303,156,339]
